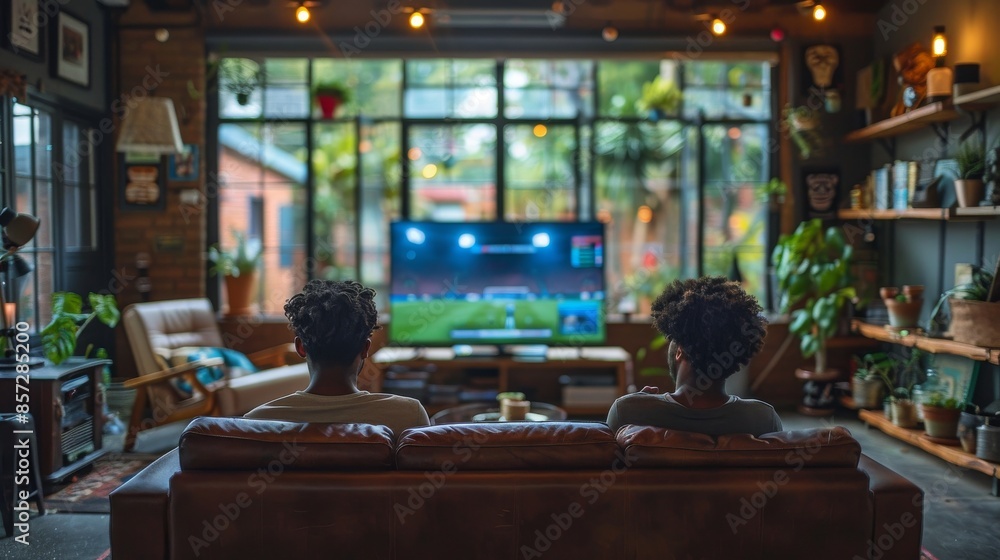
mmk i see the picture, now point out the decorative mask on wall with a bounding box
[805,45,840,89]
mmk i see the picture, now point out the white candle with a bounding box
[4,302,15,327]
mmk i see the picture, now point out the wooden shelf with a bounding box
[953,84,1000,111]
[860,409,999,481]
[838,208,952,221]
[845,101,959,143]
[852,320,995,362]
[954,206,1000,218]
[991,350,1000,366]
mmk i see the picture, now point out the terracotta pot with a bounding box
[884,298,922,328]
[891,400,918,428]
[954,179,985,207]
[921,405,960,439]
[902,285,924,302]
[224,272,258,316]
[879,287,899,300]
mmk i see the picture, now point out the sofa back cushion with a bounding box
[617,426,861,468]
[179,417,394,470]
[395,422,618,470]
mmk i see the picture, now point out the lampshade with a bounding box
[116,97,185,154]
[0,254,32,306]
[0,207,40,248]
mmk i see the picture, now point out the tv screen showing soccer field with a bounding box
[389,221,606,346]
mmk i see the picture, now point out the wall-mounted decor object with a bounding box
[802,44,842,112]
[801,167,840,220]
[52,10,90,87]
[5,0,45,61]
[168,144,199,182]
[121,159,166,211]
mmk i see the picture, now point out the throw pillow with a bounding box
[169,347,259,398]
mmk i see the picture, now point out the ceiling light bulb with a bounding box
[154,28,169,42]
[711,18,726,36]
[813,3,826,21]
[295,5,310,23]
[409,11,425,29]
[602,25,618,42]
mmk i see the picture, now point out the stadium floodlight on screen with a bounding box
[389,221,606,350]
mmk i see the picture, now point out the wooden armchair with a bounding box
[121,299,310,450]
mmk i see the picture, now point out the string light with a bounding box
[295,5,310,23]
[711,17,726,36]
[813,1,826,21]
[409,11,425,29]
[602,24,618,42]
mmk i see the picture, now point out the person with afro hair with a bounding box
[606,276,781,436]
[245,280,429,435]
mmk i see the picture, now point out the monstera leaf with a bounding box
[42,291,120,365]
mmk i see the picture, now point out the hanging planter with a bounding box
[314,82,351,119]
[219,58,263,107]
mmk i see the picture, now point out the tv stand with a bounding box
[372,346,633,416]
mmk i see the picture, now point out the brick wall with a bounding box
[113,18,207,377]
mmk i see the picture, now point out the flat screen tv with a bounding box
[389,221,606,347]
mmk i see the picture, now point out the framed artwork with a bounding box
[121,159,166,211]
[168,145,199,182]
[932,355,979,404]
[53,11,90,87]
[801,167,840,219]
[5,0,45,61]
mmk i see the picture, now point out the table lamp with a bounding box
[926,26,953,103]
[0,207,41,366]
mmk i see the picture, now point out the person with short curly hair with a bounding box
[245,280,429,435]
[606,277,781,436]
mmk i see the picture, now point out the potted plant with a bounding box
[852,352,892,409]
[497,391,529,421]
[928,262,999,345]
[41,292,120,365]
[955,137,986,207]
[220,58,262,106]
[877,367,918,428]
[758,178,788,212]
[635,76,682,121]
[772,219,856,375]
[209,232,262,316]
[314,81,351,119]
[881,285,923,328]
[920,393,963,441]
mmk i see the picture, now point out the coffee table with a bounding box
[430,402,568,424]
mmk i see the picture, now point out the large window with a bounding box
[213,57,773,316]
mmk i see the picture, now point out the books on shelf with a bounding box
[874,165,890,210]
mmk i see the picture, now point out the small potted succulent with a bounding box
[497,391,529,421]
[955,137,986,207]
[852,352,891,409]
[877,362,917,428]
[881,285,923,328]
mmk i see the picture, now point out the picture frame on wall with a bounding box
[801,167,841,220]
[121,159,167,212]
[168,145,199,182]
[6,0,45,61]
[53,10,90,88]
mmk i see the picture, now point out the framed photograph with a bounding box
[121,159,166,212]
[6,0,45,61]
[168,145,199,182]
[801,167,840,220]
[53,11,90,87]
[932,355,979,404]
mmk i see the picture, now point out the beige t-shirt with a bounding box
[244,391,430,436]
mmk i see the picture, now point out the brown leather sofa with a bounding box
[111,418,923,560]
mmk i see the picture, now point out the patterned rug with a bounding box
[43,452,161,513]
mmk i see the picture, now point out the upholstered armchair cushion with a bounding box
[616,426,861,468]
[395,422,618,470]
[179,417,395,471]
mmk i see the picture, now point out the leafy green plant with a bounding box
[219,58,263,105]
[772,219,855,372]
[497,392,526,402]
[313,81,352,103]
[928,262,995,332]
[208,232,262,278]
[923,392,963,409]
[41,292,120,365]
[635,76,682,115]
[956,137,986,180]
[757,178,788,203]
[854,352,893,381]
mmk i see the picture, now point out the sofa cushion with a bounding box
[395,422,618,470]
[616,426,861,468]
[179,417,394,471]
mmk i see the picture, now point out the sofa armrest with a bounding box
[858,454,923,560]
[110,448,180,560]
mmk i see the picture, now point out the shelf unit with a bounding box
[852,319,997,363]
[838,207,1000,221]
[954,84,1000,111]
[844,101,959,143]
[859,409,999,495]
